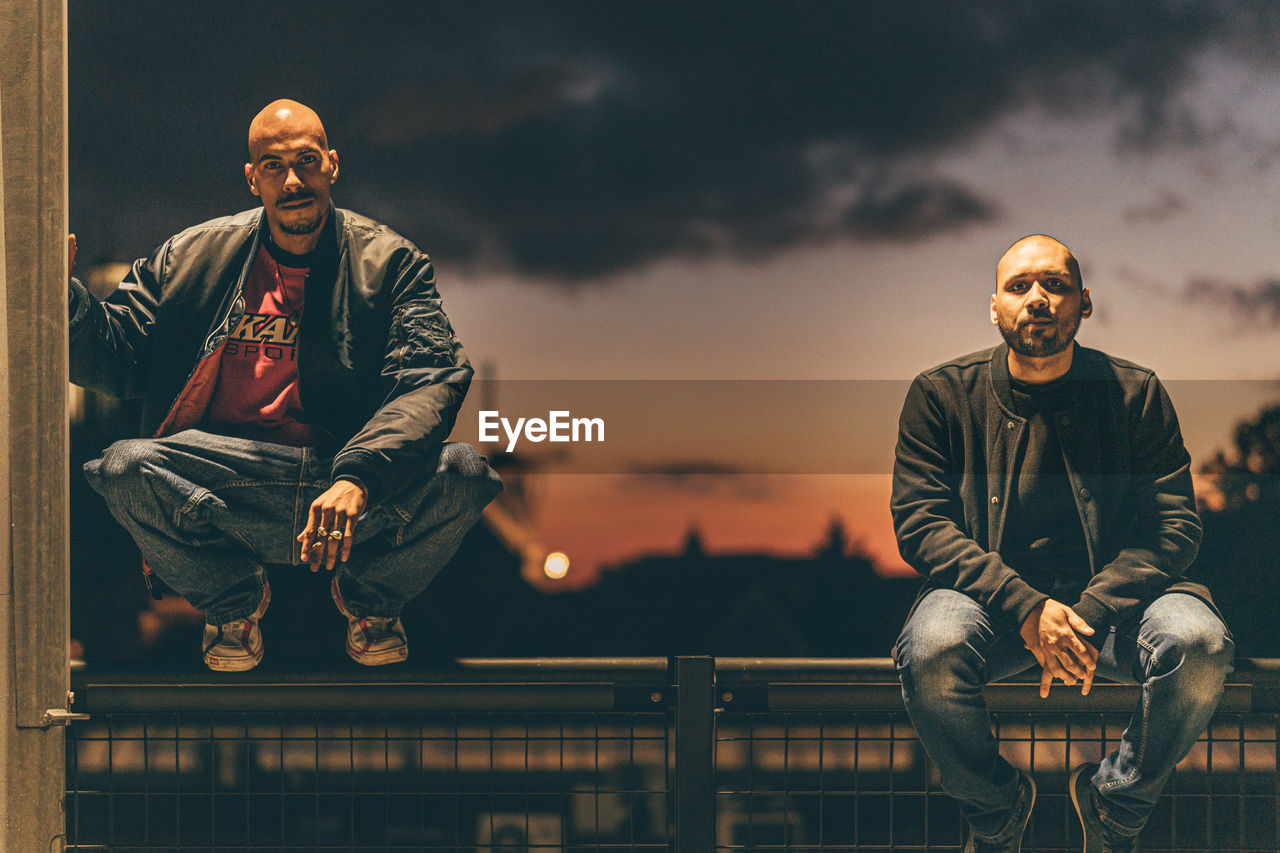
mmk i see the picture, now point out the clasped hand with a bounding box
[1019,599,1097,698]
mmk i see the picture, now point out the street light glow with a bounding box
[544,552,570,579]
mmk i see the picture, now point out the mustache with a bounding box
[278,190,317,206]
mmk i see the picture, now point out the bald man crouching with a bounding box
[70,100,502,671]
[890,235,1231,852]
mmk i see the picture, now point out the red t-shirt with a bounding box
[205,244,316,446]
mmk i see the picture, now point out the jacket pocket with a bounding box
[388,305,457,369]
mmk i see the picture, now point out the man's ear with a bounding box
[990,293,999,325]
[328,149,339,183]
[1081,287,1093,318]
[244,162,260,197]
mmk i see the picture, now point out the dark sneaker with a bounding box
[331,576,408,666]
[1071,763,1137,853]
[202,582,271,672]
[964,770,1036,853]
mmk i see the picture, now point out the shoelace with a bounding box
[359,617,399,640]
[204,619,253,653]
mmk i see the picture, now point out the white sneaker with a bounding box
[202,583,271,672]
[331,576,408,665]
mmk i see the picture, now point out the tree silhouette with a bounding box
[1194,404,1280,656]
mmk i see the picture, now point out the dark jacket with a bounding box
[69,206,470,503]
[891,342,1213,639]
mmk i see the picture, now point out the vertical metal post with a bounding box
[0,0,71,849]
[673,655,715,853]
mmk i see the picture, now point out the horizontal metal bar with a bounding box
[717,656,1280,683]
[73,683,628,713]
[70,657,1280,713]
[716,657,899,682]
[717,657,1278,712]
[750,682,1252,713]
[73,657,669,684]
[70,659,676,713]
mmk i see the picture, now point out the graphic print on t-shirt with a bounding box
[205,243,315,446]
[225,312,299,361]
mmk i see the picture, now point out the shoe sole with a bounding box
[204,647,264,672]
[345,638,409,666]
[1013,772,1035,853]
[1069,764,1094,852]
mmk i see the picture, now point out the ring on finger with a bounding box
[317,526,329,538]
[327,529,344,541]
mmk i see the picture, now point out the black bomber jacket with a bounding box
[69,206,470,504]
[891,342,1214,639]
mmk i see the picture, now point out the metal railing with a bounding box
[65,657,1280,852]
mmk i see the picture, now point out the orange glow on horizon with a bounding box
[523,474,914,589]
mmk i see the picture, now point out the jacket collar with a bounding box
[989,343,1018,415]
[250,202,345,264]
[989,340,1097,416]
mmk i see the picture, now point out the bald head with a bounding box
[244,99,339,254]
[997,234,1082,291]
[248,99,329,161]
[990,233,1092,377]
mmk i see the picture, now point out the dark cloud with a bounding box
[1123,190,1187,225]
[69,1,1280,280]
[624,461,774,499]
[627,461,752,480]
[1185,277,1280,327]
[843,180,997,241]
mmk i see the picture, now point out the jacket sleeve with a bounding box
[891,374,1048,628]
[67,249,163,398]
[1071,373,1202,637]
[330,252,471,501]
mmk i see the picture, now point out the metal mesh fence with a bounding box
[714,710,1280,852]
[66,710,670,852]
[64,660,1280,852]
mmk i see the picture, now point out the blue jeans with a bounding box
[84,429,503,624]
[895,587,1233,839]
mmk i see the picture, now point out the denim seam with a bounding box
[175,488,209,527]
[1130,632,1159,661]
[231,530,256,554]
[978,775,1031,843]
[388,500,414,546]
[216,479,327,490]
[292,448,309,565]
[1097,664,1152,796]
[391,502,414,524]
[1094,789,1144,836]
[206,569,268,624]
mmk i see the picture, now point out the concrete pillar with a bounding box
[0,0,71,849]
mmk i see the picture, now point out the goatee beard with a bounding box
[279,215,323,235]
[997,315,1079,358]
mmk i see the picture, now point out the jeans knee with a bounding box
[85,439,161,499]
[897,620,984,700]
[1158,623,1234,705]
[439,443,503,497]
[441,441,484,474]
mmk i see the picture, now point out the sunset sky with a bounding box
[70,2,1280,582]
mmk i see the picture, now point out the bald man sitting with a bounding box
[70,100,501,671]
[890,235,1232,852]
